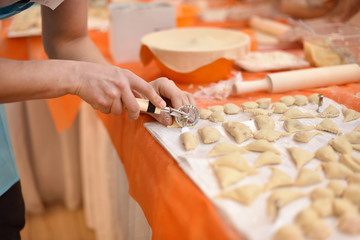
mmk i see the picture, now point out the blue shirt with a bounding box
[0,0,34,20]
[0,104,19,196]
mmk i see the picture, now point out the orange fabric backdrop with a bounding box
[2,10,360,239]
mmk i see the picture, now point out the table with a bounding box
[2,14,360,240]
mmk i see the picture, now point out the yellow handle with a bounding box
[136,98,161,114]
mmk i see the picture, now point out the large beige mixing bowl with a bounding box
[140,27,251,84]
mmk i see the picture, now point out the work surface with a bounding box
[1,16,360,240]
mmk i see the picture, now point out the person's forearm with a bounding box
[0,58,77,103]
[43,35,108,65]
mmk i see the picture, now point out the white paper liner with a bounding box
[144,97,360,240]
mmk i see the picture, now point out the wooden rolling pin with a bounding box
[233,64,360,95]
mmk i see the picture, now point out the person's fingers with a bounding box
[121,88,140,120]
[110,98,123,115]
[124,70,166,109]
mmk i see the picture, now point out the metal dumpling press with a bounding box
[136,98,200,127]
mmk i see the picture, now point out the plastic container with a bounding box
[302,22,360,67]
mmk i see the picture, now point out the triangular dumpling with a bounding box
[213,165,247,188]
[207,142,248,157]
[339,154,360,172]
[212,152,257,175]
[287,147,314,169]
[279,108,315,121]
[328,136,353,154]
[267,189,306,220]
[283,119,314,133]
[317,104,340,118]
[294,168,322,187]
[315,119,342,135]
[342,107,360,122]
[217,184,263,205]
[293,131,322,143]
[315,145,337,162]
[264,167,293,191]
[344,131,360,144]
[245,139,280,154]
[322,162,353,179]
[254,151,282,168]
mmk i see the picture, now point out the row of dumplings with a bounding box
[181,113,360,152]
[178,95,360,240]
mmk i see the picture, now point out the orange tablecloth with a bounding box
[1,17,360,240]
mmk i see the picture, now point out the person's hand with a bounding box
[72,62,166,119]
[147,77,196,126]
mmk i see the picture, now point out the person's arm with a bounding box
[40,0,195,124]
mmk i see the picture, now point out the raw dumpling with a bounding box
[342,185,360,205]
[339,154,360,172]
[310,187,335,201]
[217,184,263,205]
[180,132,199,151]
[308,93,320,104]
[208,105,224,112]
[223,122,252,144]
[279,96,295,106]
[317,104,340,118]
[354,124,360,132]
[295,208,319,227]
[267,189,305,219]
[273,224,303,240]
[294,95,308,106]
[310,198,333,217]
[353,144,360,152]
[241,101,258,110]
[271,102,288,114]
[283,119,313,133]
[209,110,226,123]
[287,147,314,169]
[322,162,353,179]
[294,168,322,187]
[200,109,212,119]
[244,108,273,116]
[337,213,360,235]
[208,142,248,157]
[254,115,275,130]
[344,131,360,144]
[293,131,322,143]
[327,180,346,197]
[315,145,337,162]
[254,151,282,168]
[342,107,360,122]
[256,98,271,109]
[333,198,357,217]
[223,103,240,115]
[315,118,342,135]
[198,126,222,144]
[302,219,331,240]
[245,139,280,154]
[213,165,247,188]
[253,129,288,142]
[264,167,293,191]
[328,136,353,154]
[347,173,360,185]
[279,108,315,121]
[212,152,258,175]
